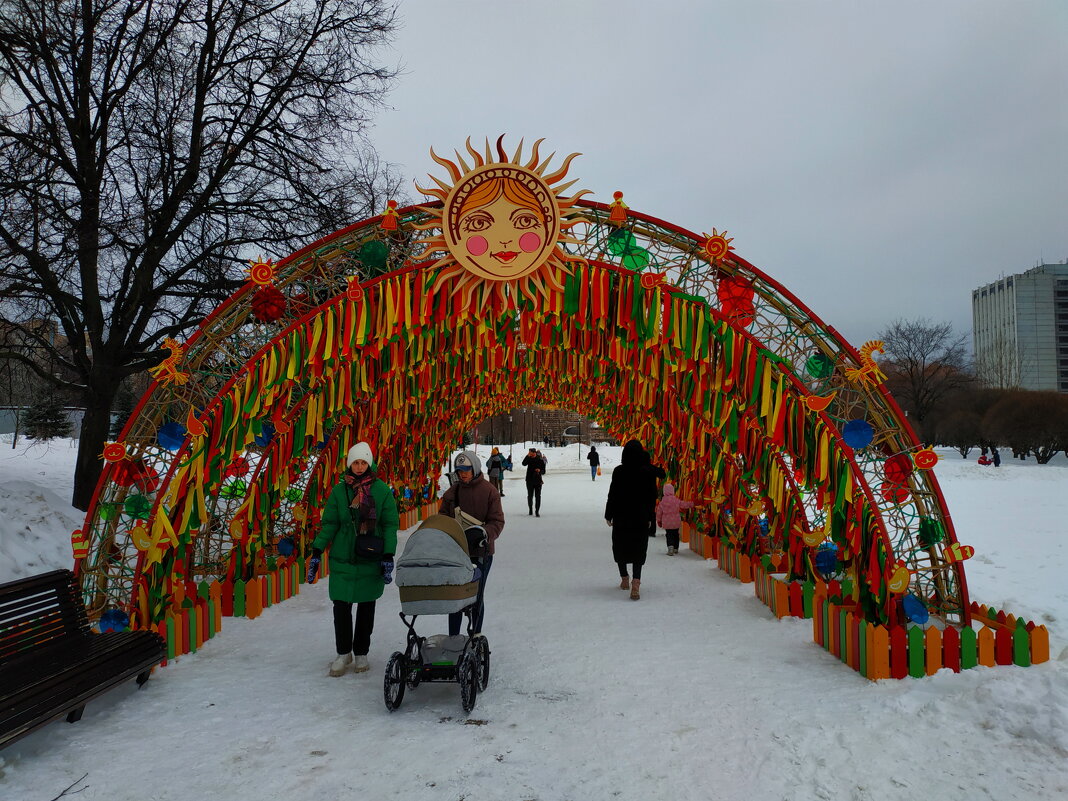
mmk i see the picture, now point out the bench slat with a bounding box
[0,571,165,750]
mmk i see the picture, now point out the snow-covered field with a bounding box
[1,438,1066,801]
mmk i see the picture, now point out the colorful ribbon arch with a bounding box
[73,192,971,644]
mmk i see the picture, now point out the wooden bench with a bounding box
[0,569,165,749]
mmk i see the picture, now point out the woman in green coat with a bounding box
[307,441,399,676]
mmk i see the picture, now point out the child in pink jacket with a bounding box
[656,484,694,555]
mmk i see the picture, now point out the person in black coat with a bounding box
[586,446,600,481]
[521,447,546,517]
[637,446,666,535]
[604,439,658,600]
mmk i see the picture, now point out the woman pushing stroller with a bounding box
[439,450,505,636]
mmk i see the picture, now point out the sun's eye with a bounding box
[461,213,493,232]
[512,212,540,230]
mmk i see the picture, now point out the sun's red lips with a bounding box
[493,251,518,263]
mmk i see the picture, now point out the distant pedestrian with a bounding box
[522,447,546,517]
[605,439,658,600]
[656,484,694,556]
[486,447,506,496]
[587,446,600,481]
[992,448,1001,467]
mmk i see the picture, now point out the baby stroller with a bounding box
[384,514,490,713]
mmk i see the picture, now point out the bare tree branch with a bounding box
[0,0,402,508]
[878,317,974,435]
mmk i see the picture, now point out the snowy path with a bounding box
[2,464,1067,801]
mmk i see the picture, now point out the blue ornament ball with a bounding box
[902,594,930,624]
[814,542,838,578]
[842,419,875,450]
[99,608,130,633]
[276,536,295,557]
[254,421,275,447]
[157,421,187,452]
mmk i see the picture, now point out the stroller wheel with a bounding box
[384,652,406,712]
[458,652,478,714]
[404,638,423,689]
[471,634,490,692]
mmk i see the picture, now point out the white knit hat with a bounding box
[346,441,374,467]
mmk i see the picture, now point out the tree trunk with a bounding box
[73,383,118,511]
[1035,446,1058,464]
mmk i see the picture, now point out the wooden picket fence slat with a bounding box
[807,597,1050,681]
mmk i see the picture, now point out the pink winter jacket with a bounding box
[656,484,693,530]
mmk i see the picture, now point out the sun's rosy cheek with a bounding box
[466,235,488,256]
[519,232,541,253]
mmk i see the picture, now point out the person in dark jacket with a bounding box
[634,446,666,535]
[307,441,399,676]
[604,439,658,600]
[485,447,506,496]
[587,446,600,481]
[439,450,505,635]
[522,447,546,517]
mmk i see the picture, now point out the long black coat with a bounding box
[604,441,658,565]
[522,453,546,486]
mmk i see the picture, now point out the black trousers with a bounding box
[526,483,542,512]
[333,600,376,656]
[617,561,643,580]
[665,528,681,549]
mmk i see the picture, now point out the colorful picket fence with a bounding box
[745,563,1050,679]
[715,539,754,583]
[684,521,719,559]
[812,598,1050,679]
[150,499,442,662]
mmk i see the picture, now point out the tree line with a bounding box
[877,319,1068,463]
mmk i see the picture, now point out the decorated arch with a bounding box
[74,137,977,660]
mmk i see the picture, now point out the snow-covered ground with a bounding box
[1,438,1066,801]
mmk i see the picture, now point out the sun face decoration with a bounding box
[415,136,589,307]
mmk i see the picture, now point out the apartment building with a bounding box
[972,263,1068,392]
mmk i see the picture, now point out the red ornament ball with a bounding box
[251,285,287,323]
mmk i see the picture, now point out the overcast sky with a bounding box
[365,0,1067,348]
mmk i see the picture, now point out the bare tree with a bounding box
[974,330,1035,389]
[878,318,973,439]
[0,0,402,509]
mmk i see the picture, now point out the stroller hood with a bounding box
[396,514,478,615]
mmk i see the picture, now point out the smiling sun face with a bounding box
[416,137,589,307]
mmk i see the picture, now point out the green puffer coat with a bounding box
[312,478,399,604]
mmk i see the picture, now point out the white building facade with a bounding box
[972,263,1068,392]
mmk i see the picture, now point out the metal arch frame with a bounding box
[74,200,970,628]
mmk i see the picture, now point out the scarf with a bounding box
[344,468,377,531]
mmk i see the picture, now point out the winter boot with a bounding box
[328,653,353,676]
[619,576,630,590]
[630,579,641,600]
[352,654,370,673]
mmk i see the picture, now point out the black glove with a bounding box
[306,556,321,584]
[381,560,394,584]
